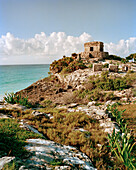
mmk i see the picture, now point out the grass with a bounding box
[0,102,136,169]
[0,118,43,158]
[0,107,111,168]
[19,108,114,169]
[117,103,136,138]
[2,161,16,170]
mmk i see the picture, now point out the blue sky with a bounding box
[0,0,136,64]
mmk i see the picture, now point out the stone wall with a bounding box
[78,41,109,61]
[122,64,131,72]
[109,64,118,72]
[84,41,103,52]
[93,63,102,72]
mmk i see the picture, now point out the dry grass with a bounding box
[117,103,136,137]
[20,108,115,169]
[1,106,131,169]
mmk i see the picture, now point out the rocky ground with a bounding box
[1,98,135,169]
[16,68,136,106]
[0,102,98,170]
[1,66,136,169]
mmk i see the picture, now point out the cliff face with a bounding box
[55,68,94,89]
[17,66,136,107]
[2,64,136,169]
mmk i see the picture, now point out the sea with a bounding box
[0,64,50,100]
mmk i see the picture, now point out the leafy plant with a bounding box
[4,93,33,108]
[107,104,136,169]
[4,93,16,104]
[121,58,128,64]
[88,64,93,68]
[3,161,16,170]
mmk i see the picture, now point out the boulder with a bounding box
[23,138,96,170]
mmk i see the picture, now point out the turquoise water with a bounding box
[0,64,50,100]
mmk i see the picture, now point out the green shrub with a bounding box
[50,57,86,74]
[88,89,104,101]
[76,71,134,102]
[89,71,129,91]
[3,93,16,104]
[105,55,122,61]
[50,160,64,166]
[88,64,93,68]
[132,87,136,97]
[102,63,109,68]
[104,92,115,102]
[121,58,128,64]
[4,93,33,108]
[3,161,16,170]
[126,53,136,62]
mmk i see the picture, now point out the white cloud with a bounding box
[0,32,93,63]
[0,32,136,64]
[104,37,136,57]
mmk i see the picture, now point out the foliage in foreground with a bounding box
[4,93,33,108]
[0,103,136,169]
[19,108,113,169]
[0,118,43,158]
[107,104,136,169]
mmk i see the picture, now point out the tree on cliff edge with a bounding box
[126,53,136,62]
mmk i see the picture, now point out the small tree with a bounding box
[126,53,136,62]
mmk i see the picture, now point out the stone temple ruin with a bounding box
[72,41,109,62]
[70,41,132,73]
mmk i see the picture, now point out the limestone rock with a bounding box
[31,111,49,119]
[0,156,15,169]
[87,101,96,107]
[67,103,78,108]
[23,138,96,170]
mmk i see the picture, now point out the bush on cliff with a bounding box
[88,71,134,91]
[105,54,122,61]
[126,53,136,62]
[50,56,86,74]
[75,71,135,102]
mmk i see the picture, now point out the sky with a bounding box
[0,0,136,65]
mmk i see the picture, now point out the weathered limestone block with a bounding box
[109,64,118,72]
[93,63,102,72]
